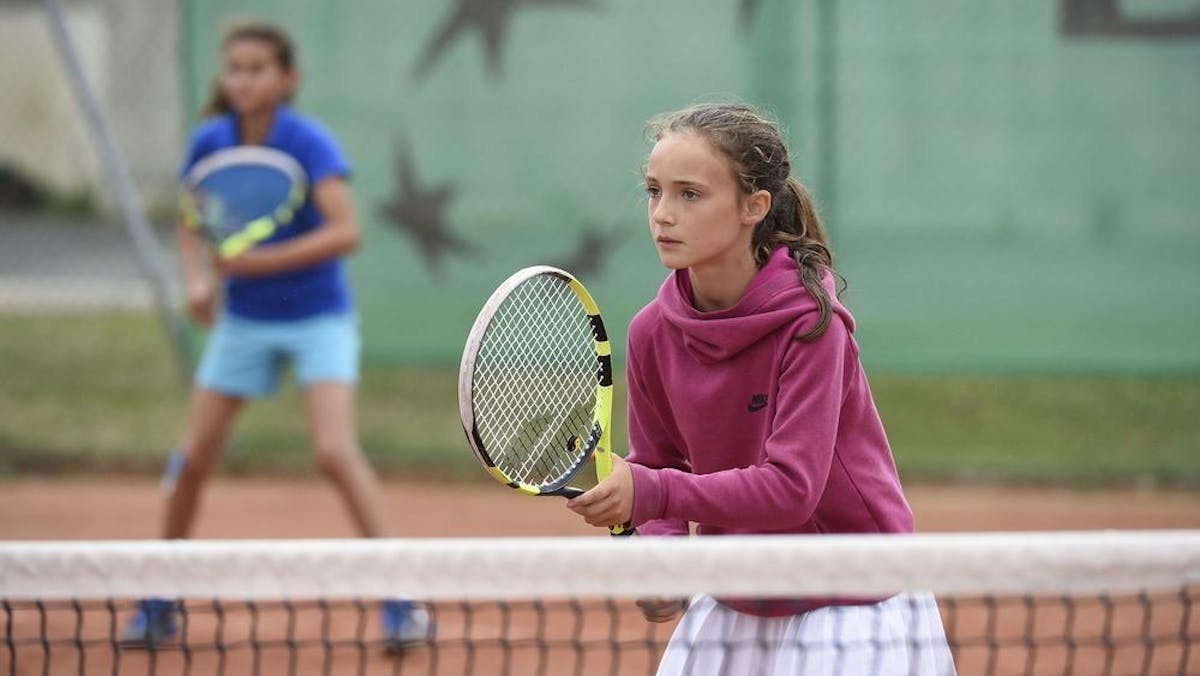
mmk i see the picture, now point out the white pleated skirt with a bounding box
[657,593,957,676]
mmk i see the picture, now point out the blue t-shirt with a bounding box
[180,105,354,321]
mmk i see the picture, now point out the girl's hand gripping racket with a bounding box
[459,266,631,536]
[181,145,307,259]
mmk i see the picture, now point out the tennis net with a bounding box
[2,531,1197,675]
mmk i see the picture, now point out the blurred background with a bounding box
[1,0,1197,487]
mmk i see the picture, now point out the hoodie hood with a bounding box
[657,247,854,364]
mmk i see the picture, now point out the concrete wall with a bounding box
[0,0,182,211]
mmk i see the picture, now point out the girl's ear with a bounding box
[742,189,771,228]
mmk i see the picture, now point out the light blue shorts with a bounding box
[195,312,360,399]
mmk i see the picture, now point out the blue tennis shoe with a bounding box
[382,599,434,653]
[120,599,179,649]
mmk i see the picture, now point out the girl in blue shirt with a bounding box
[122,21,429,653]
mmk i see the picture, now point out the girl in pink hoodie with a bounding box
[567,103,955,675]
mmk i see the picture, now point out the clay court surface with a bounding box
[3,479,1198,675]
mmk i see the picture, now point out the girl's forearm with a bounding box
[176,223,210,286]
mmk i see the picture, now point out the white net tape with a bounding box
[3,531,1198,601]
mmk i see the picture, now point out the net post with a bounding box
[41,0,193,384]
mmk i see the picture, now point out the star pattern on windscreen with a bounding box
[413,0,599,80]
[378,144,477,276]
[738,0,761,32]
[547,223,627,280]
[1060,0,1200,38]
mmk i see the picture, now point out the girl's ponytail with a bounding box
[201,78,231,118]
[756,177,838,342]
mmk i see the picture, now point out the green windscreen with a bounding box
[182,1,1200,373]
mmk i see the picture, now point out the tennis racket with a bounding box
[181,145,307,258]
[459,266,630,535]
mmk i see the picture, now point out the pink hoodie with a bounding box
[626,247,914,615]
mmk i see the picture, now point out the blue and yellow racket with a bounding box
[181,146,307,258]
[459,266,630,535]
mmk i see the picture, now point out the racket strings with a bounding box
[196,165,296,239]
[472,276,600,487]
[481,281,595,482]
[183,147,307,247]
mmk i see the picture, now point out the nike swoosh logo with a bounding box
[748,402,767,413]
